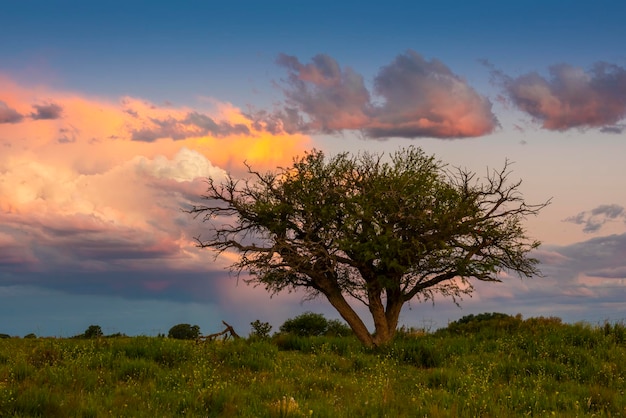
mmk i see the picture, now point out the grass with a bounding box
[0,316,624,417]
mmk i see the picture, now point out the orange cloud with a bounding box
[0,74,310,275]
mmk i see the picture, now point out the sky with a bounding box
[1,0,626,337]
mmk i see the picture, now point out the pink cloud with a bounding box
[501,63,626,130]
[271,50,497,139]
[0,75,310,284]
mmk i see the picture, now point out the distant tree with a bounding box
[24,333,37,339]
[83,325,103,339]
[250,319,273,339]
[190,147,549,347]
[168,323,201,340]
[0,333,10,339]
[279,312,329,337]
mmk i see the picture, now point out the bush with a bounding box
[84,325,104,339]
[279,312,329,337]
[249,320,272,339]
[441,313,522,336]
[326,319,353,337]
[278,312,352,337]
[168,323,200,340]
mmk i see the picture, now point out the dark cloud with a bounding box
[131,112,250,142]
[0,270,227,304]
[30,102,63,120]
[0,101,24,123]
[272,51,497,139]
[599,125,624,134]
[542,234,626,282]
[563,204,626,233]
[245,107,305,135]
[500,62,626,130]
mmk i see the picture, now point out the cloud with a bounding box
[30,102,64,120]
[131,112,251,142]
[538,234,626,286]
[367,51,497,139]
[270,50,497,139]
[563,204,626,233]
[134,147,226,182]
[0,74,310,303]
[0,101,24,123]
[499,62,626,130]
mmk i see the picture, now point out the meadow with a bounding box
[0,314,625,417]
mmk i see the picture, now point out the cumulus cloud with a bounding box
[0,74,310,302]
[30,102,63,120]
[134,147,226,182]
[268,50,497,139]
[499,62,626,130]
[0,101,24,123]
[563,204,626,233]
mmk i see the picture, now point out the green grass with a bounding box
[0,317,625,417]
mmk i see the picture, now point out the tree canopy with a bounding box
[190,147,549,347]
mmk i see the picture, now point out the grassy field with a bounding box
[0,315,625,417]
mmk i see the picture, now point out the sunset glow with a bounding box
[1,1,625,337]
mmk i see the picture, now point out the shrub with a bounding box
[326,319,353,337]
[168,323,200,340]
[279,312,329,337]
[441,312,522,336]
[249,320,273,339]
[84,325,104,339]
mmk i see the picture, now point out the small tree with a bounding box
[168,323,200,340]
[280,312,329,337]
[250,319,273,339]
[190,147,548,347]
[84,325,103,339]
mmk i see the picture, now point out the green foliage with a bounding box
[191,147,549,347]
[167,323,200,340]
[23,333,37,339]
[441,312,523,336]
[280,312,329,336]
[0,317,625,417]
[249,319,273,339]
[278,312,352,338]
[83,325,103,339]
[325,319,353,337]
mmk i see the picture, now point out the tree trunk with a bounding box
[314,276,376,347]
[368,287,392,345]
[324,288,376,348]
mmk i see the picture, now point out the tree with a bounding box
[250,319,273,339]
[189,147,548,347]
[84,325,103,339]
[279,312,329,337]
[168,323,201,340]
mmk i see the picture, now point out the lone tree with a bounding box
[189,147,548,347]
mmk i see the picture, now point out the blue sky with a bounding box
[1,1,626,337]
